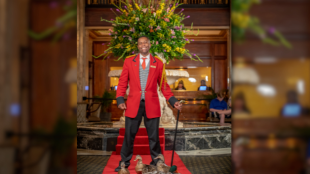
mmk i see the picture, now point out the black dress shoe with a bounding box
[115,165,129,172]
[150,160,157,166]
[115,161,130,172]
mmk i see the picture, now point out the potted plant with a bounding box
[94,90,116,122]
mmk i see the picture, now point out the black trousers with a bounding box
[119,100,162,167]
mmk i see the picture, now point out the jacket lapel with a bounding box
[132,54,141,90]
[145,54,157,89]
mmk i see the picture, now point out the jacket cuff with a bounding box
[116,97,125,106]
[168,96,178,108]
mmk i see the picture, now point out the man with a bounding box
[209,91,228,125]
[198,80,207,91]
[115,36,182,172]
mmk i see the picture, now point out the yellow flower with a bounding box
[157,33,164,38]
[115,43,122,48]
[232,12,250,28]
[128,4,133,12]
[160,3,165,10]
[135,3,140,11]
[161,21,167,28]
[156,10,162,16]
[149,19,156,26]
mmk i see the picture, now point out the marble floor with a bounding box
[77,153,232,174]
[77,148,231,156]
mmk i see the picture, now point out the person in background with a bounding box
[281,90,302,117]
[175,80,186,90]
[198,80,207,91]
[233,92,250,115]
[209,91,227,125]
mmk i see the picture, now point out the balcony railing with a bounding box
[85,0,230,8]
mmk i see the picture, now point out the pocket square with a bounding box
[151,65,156,68]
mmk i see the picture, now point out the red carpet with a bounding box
[102,151,191,174]
[116,128,165,155]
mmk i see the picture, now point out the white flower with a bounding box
[135,17,139,21]
[153,12,156,17]
[142,8,147,13]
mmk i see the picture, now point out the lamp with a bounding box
[233,58,260,84]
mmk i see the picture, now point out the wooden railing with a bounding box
[86,0,230,7]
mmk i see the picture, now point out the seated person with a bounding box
[281,90,302,117]
[198,80,207,91]
[209,91,229,125]
[175,80,186,90]
[217,92,251,125]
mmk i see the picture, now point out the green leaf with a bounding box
[56,10,77,23]
[274,31,292,49]
[28,26,58,40]
[195,28,199,36]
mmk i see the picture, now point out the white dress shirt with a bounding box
[139,53,150,66]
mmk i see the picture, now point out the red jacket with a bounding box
[116,54,178,119]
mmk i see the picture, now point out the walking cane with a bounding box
[171,100,185,167]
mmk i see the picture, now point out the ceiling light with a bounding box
[257,84,276,96]
[188,78,196,83]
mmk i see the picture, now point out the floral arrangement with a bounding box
[232,0,291,48]
[97,0,201,63]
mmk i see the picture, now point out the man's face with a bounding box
[218,96,224,101]
[138,37,151,54]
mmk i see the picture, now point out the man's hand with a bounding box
[118,103,127,110]
[174,101,182,111]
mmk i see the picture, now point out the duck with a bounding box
[155,154,178,174]
[156,160,171,173]
[118,161,130,174]
[154,154,165,163]
[134,155,157,174]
